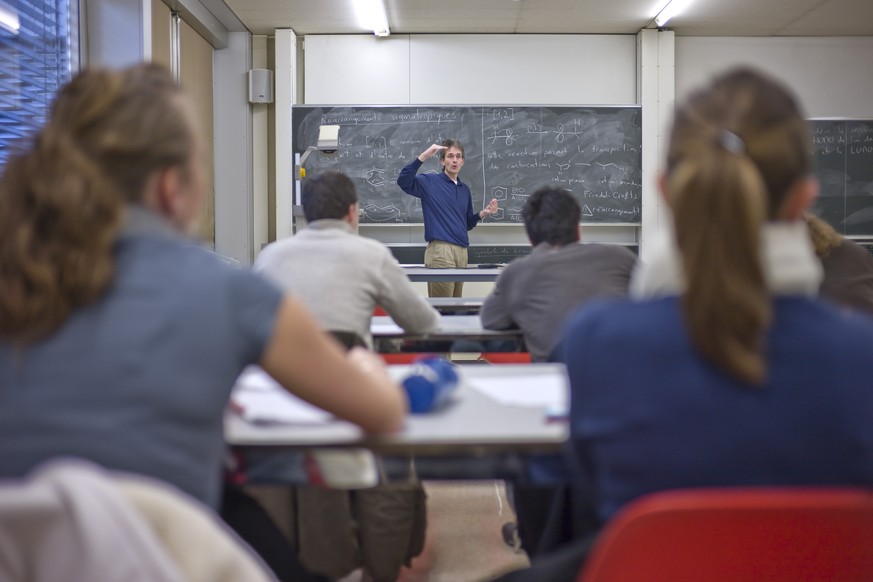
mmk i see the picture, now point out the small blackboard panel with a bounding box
[387,245,532,265]
[387,246,424,265]
[810,120,873,236]
[293,106,642,225]
[470,246,534,263]
[387,244,638,265]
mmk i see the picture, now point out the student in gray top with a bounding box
[255,171,440,348]
[480,186,636,361]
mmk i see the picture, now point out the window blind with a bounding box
[0,0,73,168]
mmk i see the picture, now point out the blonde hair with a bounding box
[666,68,812,385]
[0,64,195,341]
[805,213,843,258]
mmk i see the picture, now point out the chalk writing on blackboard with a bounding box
[293,106,642,225]
[810,120,873,236]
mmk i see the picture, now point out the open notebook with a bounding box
[231,366,333,425]
[461,366,569,420]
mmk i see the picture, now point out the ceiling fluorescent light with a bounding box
[0,3,20,34]
[354,0,390,37]
[654,0,693,27]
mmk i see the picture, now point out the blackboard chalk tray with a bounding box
[402,266,503,282]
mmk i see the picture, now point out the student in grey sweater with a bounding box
[481,186,636,361]
[255,171,440,348]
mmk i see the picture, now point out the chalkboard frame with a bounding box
[292,104,643,226]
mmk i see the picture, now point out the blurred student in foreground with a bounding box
[0,64,405,580]
[503,67,873,580]
[480,186,635,362]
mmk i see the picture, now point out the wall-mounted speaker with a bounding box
[248,69,274,104]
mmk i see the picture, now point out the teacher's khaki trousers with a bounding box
[424,240,467,298]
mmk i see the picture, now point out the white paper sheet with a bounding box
[231,367,333,425]
[465,372,568,416]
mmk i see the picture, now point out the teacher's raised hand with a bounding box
[418,144,447,162]
[479,197,499,220]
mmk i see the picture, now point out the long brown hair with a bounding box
[0,64,195,341]
[665,68,812,385]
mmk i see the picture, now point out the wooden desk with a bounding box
[427,297,484,315]
[226,364,567,457]
[403,266,503,283]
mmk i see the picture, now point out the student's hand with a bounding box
[418,144,447,162]
[479,198,499,219]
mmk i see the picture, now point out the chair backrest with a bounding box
[380,353,437,365]
[0,458,277,582]
[577,487,873,582]
[480,352,532,364]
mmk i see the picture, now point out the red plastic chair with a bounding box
[577,487,873,582]
[379,353,420,365]
[479,352,532,364]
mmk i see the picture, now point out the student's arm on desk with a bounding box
[259,297,407,434]
[378,252,440,333]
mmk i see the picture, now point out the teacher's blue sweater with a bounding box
[397,158,480,247]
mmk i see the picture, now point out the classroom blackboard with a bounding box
[292,106,642,225]
[809,120,873,236]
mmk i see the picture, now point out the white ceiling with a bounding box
[222,0,873,37]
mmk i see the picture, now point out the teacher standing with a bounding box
[397,139,499,297]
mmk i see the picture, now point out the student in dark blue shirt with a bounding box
[397,139,498,297]
[497,66,873,582]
